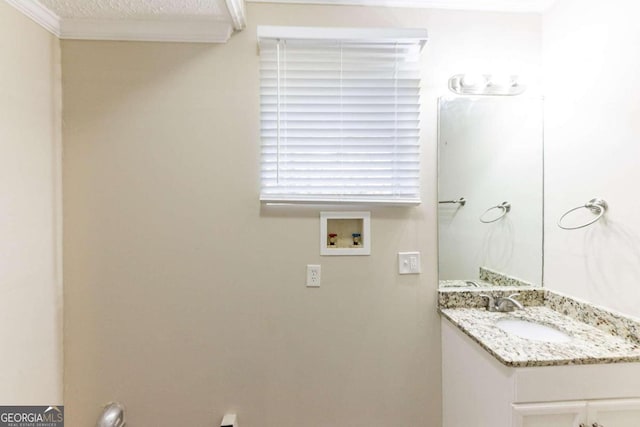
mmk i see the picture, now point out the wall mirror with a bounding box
[437,96,543,289]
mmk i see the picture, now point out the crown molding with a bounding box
[247,0,555,13]
[59,18,234,43]
[225,0,247,30]
[4,0,61,35]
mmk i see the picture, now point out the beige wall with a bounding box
[543,0,640,318]
[0,1,62,405]
[62,4,541,426]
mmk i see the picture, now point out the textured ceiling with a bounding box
[246,0,557,13]
[37,0,227,19]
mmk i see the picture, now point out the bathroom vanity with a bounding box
[440,289,640,427]
[436,95,640,426]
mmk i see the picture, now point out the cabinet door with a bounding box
[513,402,587,427]
[587,398,640,427]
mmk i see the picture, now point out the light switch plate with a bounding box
[398,252,421,274]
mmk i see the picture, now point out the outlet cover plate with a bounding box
[306,264,321,287]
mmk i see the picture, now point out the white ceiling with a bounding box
[6,0,554,43]
[5,0,246,42]
[248,0,558,13]
[37,0,226,19]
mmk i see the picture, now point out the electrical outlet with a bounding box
[306,264,321,287]
[398,252,421,274]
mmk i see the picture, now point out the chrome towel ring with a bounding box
[558,198,608,230]
[480,201,511,223]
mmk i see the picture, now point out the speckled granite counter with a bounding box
[440,267,535,289]
[439,288,640,367]
[439,287,544,309]
[438,279,494,288]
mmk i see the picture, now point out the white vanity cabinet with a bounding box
[513,399,640,427]
[442,319,640,427]
[512,402,586,427]
[588,399,640,426]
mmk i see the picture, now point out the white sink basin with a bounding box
[495,318,572,343]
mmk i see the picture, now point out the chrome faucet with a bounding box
[480,293,524,312]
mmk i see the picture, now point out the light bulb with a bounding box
[489,74,516,89]
[460,74,486,89]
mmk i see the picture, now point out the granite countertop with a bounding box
[438,279,494,288]
[439,288,640,367]
[439,267,535,289]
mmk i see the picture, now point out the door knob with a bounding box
[592,423,604,427]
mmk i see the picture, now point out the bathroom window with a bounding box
[258,26,427,205]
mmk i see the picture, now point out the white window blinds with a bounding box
[259,27,427,205]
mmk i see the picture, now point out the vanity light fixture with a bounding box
[448,73,526,96]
